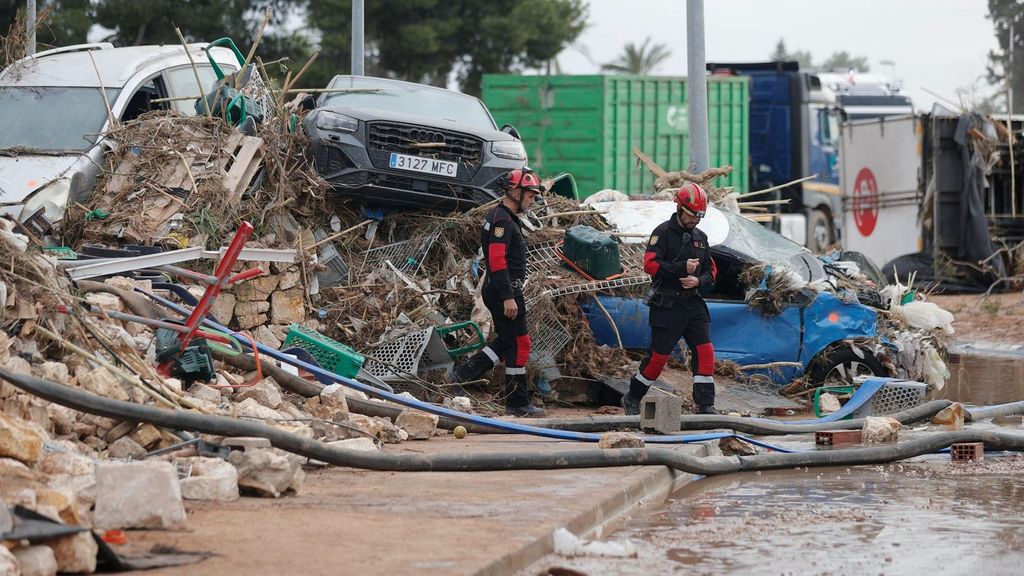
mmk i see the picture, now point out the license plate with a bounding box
[388,153,458,178]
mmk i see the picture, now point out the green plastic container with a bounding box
[482,74,749,199]
[561,225,621,280]
[282,324,365,378]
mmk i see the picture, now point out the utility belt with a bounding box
[485,275,525,293]
[643,283,696,308]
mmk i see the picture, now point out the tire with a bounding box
[808,345,886,386]
[807,208,834,254]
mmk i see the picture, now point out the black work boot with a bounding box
[693,379,716,415]
[451,350,495,383]
[506,373,546,417]
[621,376,649,416]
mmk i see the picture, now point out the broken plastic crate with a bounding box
[361,327,455,384]
[282,324,364,378]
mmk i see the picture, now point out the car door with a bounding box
[706,298,803,366]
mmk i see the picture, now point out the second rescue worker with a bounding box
[621,183,719,416]
[451,168,546,417]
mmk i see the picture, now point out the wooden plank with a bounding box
[223,136,265,203]
[105,155,139,195]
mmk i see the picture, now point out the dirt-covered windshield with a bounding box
[0,87,119,152]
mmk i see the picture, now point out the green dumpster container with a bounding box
[482,74,749,200]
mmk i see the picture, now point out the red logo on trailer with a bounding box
[852,167,880,236]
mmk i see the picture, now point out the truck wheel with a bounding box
[807,209,834,254]
[808,345,885,386]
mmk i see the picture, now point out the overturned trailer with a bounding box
[840,109,1024,291]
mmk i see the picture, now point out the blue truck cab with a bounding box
[707,61,843,253]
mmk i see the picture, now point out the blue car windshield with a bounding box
[0,87,119,152]
[717,210,823,282]
[322,77,496,130]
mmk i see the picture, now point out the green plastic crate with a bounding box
[282,324,364,378]
[561,225,621,280]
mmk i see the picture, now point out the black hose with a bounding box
[442,400,956,436]
[965,400,1024,422]
[5,369,1024,476]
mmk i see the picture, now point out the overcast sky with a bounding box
[555,0,1000,112]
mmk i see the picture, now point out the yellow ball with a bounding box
[453,425,467,439]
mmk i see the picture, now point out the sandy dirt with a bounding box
[930,292,1024,344]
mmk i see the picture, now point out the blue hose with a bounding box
[140,287,794,453]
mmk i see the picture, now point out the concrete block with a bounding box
[640,395,681,435]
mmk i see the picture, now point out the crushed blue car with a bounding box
[578,201,890,386]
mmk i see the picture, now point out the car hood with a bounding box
[0,154,80,203]
[313,105,515,142]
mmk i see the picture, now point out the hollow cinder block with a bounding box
[640,395,681,435]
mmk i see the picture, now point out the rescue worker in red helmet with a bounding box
[451,167,546,417]
[622,182,719,415]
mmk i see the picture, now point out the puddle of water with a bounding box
[526,461,1024,575]
[941,352,1024,405]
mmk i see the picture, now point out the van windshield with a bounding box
[0,87,119,152]
[322,76,495,130]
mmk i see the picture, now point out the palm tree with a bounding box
[601,37,672,75]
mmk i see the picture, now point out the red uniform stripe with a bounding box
[641,352,670,380]
[488,242,507,272]
[696,343,715,375]
[643,252,660,276]
[514,335,531,366]
[709,256,717,282]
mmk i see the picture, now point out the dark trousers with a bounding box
[453,280,532,408]
[631,299,716,407]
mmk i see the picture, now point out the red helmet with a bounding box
[506,168,543,194]
[674,182,708,217]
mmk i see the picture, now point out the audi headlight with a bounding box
[23,178,72,221]
[316,111,359,133]
[491,140,527,161]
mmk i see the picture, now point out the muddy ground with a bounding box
[932,292,1024,344]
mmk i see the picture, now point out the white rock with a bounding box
[12,545,57,576]
[47,531,97,574]
[107,437,146,460]
[234,398,283,422]
[447,396,473,413]
[395,409,439,440]
[270,289,305,324]
[345,389,369,402]
[177,457,239,501]
[35,362,69,384]
[77,366,129,402]
[228,449,304,498]
[818,393,842,414]
[598,432,645,449]
[94,461,186,530]
[347,414,384,438]
[0,505,11,534]
[0,411,44,465]
[326,438,378,451]
[85,292,122,312]
[319,384,350,413]
[188,383,222,404]
[0,546,19,576]
[862,416,902,443]
[235,378,283,409]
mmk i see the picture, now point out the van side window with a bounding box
[165,66,221,116]
[122,77,169,122]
